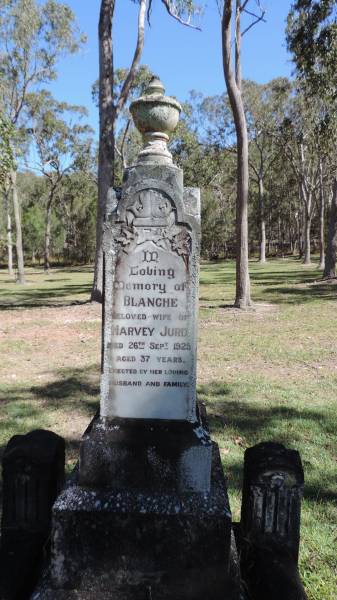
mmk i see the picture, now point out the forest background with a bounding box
[1,0,336,284]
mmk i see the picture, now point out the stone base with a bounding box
[32,445,241,600]
[79,408,212,493]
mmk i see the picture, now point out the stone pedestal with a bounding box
[32,444,240,600]
[79,412,213,493]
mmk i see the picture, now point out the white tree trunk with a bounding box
[91,0,116,303]
[11,170,25,284]
[222,0,251,308]
[5,191,14,277]
[323,177,337,279]
[44,194,53,272]
[258,177,266,263]
[318,160,325,270]
[303,209,311,265]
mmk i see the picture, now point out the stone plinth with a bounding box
[31,446,240,600]
[79,411,212,493]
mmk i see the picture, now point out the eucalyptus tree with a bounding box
[0,115,15,275]
[0,0,85,282]
[58,172,98,264]
[287,0,337,276]
[19,173,46,265]
[244,78,292,263]
[172,97,237,258]
[28,92,93,271]
[93,0,202,302]
[279,90,323,265]
[221,0,265,308]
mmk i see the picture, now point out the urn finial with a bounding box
[130,77,182,165]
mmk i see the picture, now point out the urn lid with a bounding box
[143,77,165,96]
[130,76,182,112]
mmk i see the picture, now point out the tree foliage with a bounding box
[0,114,15,188]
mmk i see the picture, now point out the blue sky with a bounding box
[49,0,295,136]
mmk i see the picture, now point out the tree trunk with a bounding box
[91,0,146,302]
[222,0,251,308]
[318,160,325,270]
[299,214,304,257]
[44,193,53,272]
[323,177,337,279]
[5,190,14,277]
[11,170,25,284]
[303,208,311,265]
[258,177,266,263]
[91,0,116,303]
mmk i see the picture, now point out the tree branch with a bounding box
[116,0,147,116]
[160,0,201,30]
[240,0,250,11]
[249,159,260,180]
[235,1,242,90]
[241,1,266,36]
[120,118,131,169]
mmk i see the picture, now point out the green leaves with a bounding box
[0,0,86,125]
[0,114,15,188]
[27,91,94,181]
[287,0,337,107]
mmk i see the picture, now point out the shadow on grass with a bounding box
[0,366,100,416]
[198,381,337,505]
[0,365,100,507]
[265,283,337,305]
[30,366,100,416]
[32,368,100,406]
[1,372,335,514]
[199,258,336,306]
[201,269,320,286]
[0,282,93,310]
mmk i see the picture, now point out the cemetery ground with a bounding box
[0,259,336,600]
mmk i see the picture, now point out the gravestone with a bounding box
[0,429,65,599]
[31,79,241,600]
[241,441,304,562]
[240,442,307,600]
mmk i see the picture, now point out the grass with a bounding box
[0,266,93,307]
[0,258,336,599]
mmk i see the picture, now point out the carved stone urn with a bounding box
[130,77,182,165]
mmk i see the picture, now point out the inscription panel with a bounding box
[101,185,199,421]
[109,242,193,418]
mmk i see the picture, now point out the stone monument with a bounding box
[32,78,241,600]
[0,430,65,600]
[240,442,307,600]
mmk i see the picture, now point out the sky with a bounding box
[49,0,295,137]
